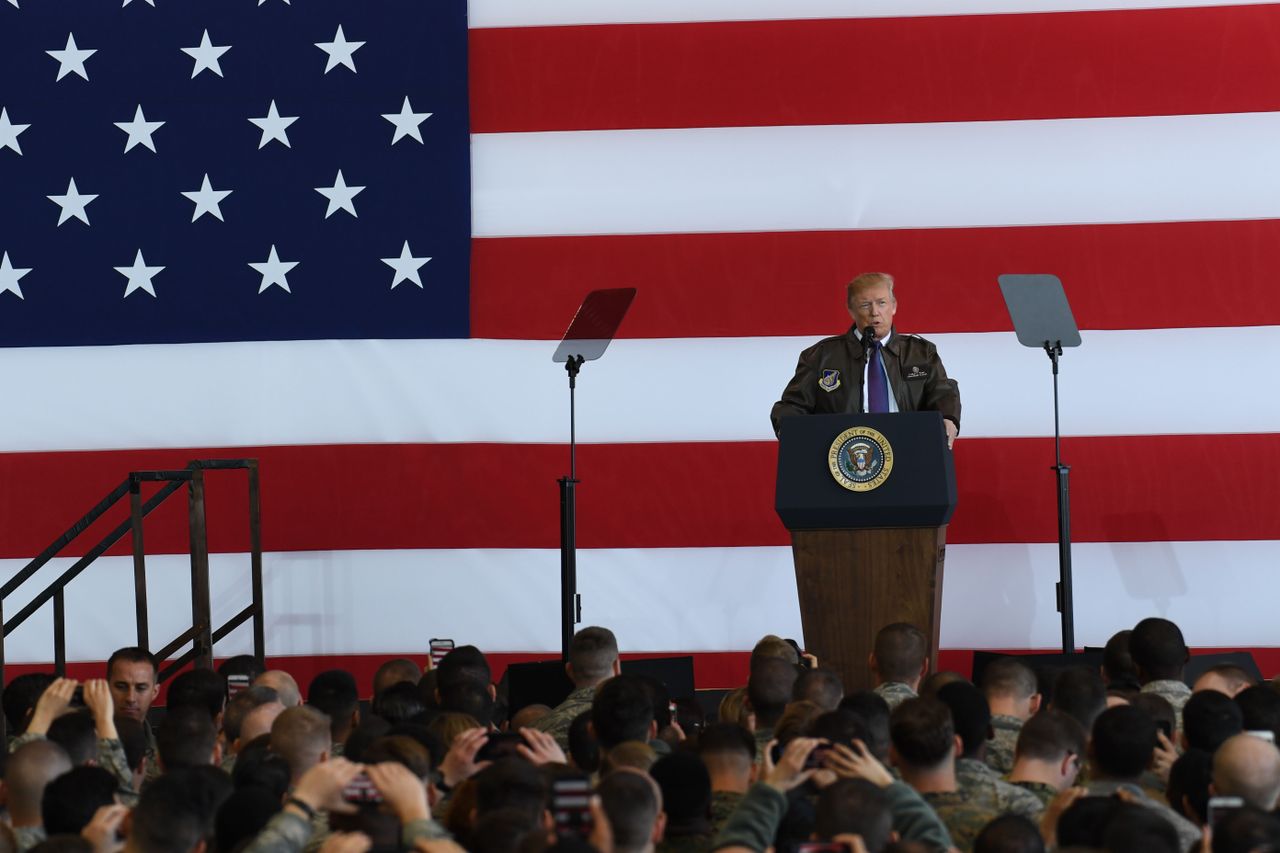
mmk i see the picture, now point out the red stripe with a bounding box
[471,220,1280,340]
[10,648,1280,697]
[470,6,1280,133]
[1,434,1278,559]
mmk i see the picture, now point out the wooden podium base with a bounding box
[792,527,946,692]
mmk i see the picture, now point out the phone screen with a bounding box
[552,775,593,837]
[429,638,455,667]
[1207,796,1245,826]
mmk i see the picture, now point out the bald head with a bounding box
[254,671,301,707]
[6,740,73,822]
[270,706,331,780]
[1194,665,1256,698]
[1213,733,1280,811]
[373,658,422,699]
[238,701,286,749]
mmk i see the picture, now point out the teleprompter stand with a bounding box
[998,274,1083,654]
[552,289,636,661]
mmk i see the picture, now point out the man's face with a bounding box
[109,660,159,721]
[848,282,897,340]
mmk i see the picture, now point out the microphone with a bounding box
[863,326,878,352]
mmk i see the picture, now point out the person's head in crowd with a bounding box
[167,669,228,728]
[509,704,551,731]
[697,722,756,793]
[387,722,445,770]
[889,698,958,789]
[229,736,290,801]
[41,766,116,835]
[747,656,798,732]
[235,701,284,750]
[1101,630,1139,690]
[1099,800,1181,853]
[1130,692,1176,740]
[794,668,844,712]
[591,675,655,750]
[269,706,330,782]
[838,691,892,762]
[222,685,279,752]
[566,626,621,689]
[634,676,675,740]
[5,740,72,828]
[1166,748,1213,824]
[158,705,221,770]
[598,769,665,853]
[1105,687,1136,709]
[1194,663,1257,698]
[935,681,992,762]
[107,647,159,723]
[1089,705,1156,782]
[1211,732,1280,811]
[599,741,658,776]
[1054,795,1120,849]
[115,715,149,789]
[435,645,494,701]
[718,687,751,728]
[46,711,97,765]
[1182,688,1244,752]
[871,623,928,691]
[362,735,434,807]
[214,787,279,853]
[918,671,966,699]
[814,779,893,851]
[440,679,495,728]
[1128,617,1189,684]
[216,654,265,687]
[1235,684,1280,743]
[417,670,440,711]
[1050,666,1107,732]
[473,758,550,829]
[567,711,599,773]
[810,709,871,755]
[751,635,799,666]
[307,670,360,746]
[972,814,1045,853]
[183,764,235,843]
[126,771,208,853]
[251,671,300,708]
[3,673,55,736]
[343,717,393,763]
[1008,709,1086,792]
[373,658,421,700]
[1212,806,1280,853]
[773,700,823,747]
[374,681,428,725]
[427,711,482,748]
[469,809,541,853]
[982,657,1042,721]
[651,752,712,837]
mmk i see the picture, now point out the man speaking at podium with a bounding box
[770,272,962,447]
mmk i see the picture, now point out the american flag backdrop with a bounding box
[2,0,1280,673]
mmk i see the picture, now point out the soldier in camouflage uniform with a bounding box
[936,681,1044,820]
[106,646,163,783]
[532,626,620,752]
[1005,709,1086,810]
[891,698,1003,853]
[697,722,756,837]
[979,656,1042,775]
[1130,617,1192,733]
[870,623,928,711]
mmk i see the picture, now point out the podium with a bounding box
[775,412,956,691]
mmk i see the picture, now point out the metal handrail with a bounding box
[0,458,264,740]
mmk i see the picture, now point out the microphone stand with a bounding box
[1045,339,1075,654]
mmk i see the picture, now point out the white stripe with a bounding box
[0,327,1276,451]
[4,541,1276,663]
[473,113,1280,237]
[471,0,1276,28]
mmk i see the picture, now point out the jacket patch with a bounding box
[904,365,930,381]
[818,369,841,392]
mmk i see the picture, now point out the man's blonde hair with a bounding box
[846,272,896,308]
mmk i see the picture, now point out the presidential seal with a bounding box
[828,426,894,492]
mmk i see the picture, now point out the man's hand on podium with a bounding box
[944,419,957,450]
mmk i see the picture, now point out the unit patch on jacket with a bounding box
[818,369,841,392]
[904,365,930,381]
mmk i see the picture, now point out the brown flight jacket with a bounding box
[770,325,961,436]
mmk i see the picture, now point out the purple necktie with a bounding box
[867,339,890,413]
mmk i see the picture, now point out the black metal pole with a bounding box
[559,356,584,661]
[1046,342,1075,654]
